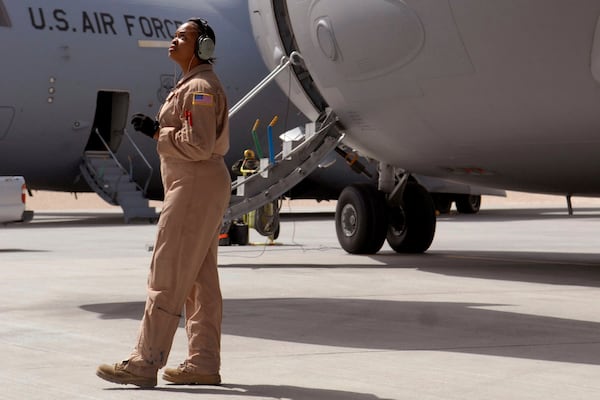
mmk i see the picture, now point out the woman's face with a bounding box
[169,22,198,64]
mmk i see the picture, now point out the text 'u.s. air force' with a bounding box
[28,7,182,39]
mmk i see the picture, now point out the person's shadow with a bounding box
[151,383,395,399]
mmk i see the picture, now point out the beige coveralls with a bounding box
[125,64,230,378]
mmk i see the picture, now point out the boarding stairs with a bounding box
[223,52,346,225]
[79,130,158,223]
[223,108,344,224]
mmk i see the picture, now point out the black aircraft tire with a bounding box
[386,182,436,253]
[335,184,387,254]
[456,194,481,214]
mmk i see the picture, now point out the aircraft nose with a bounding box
[292,0,425,81]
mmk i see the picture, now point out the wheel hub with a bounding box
[340,203,358,237]
[388,207,407,238]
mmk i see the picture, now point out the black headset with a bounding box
[188,18,215,61]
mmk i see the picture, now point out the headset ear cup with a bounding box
[197,36,215,60]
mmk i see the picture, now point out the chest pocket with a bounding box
[160,90,183,124]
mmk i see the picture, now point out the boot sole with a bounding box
[162,373,221,385]
[96,370,157,388]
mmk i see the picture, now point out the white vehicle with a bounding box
[0,176,33,224]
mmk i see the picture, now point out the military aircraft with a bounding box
[13,1,592,254]
[0,0,325,198]
[247,0,600,253]
[0,0,371,228]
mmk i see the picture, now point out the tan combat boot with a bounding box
[162,362,221,385]
[96,361,157,388]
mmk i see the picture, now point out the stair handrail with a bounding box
[228,52,303,119]
[90,128,127,202]
[229,109,340,193]
[224,109,344,223]
[123,128,154,195]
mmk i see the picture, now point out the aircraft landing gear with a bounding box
[386,182,436,253]
[455,194,481,214]
[335,184,387,254]
[335,179,436,254]
[432,193,482,214]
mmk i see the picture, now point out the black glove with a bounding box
[131,113,159,138]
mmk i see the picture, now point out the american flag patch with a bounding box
[192,92,213,106]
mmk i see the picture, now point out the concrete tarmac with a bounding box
[2,201,600,399]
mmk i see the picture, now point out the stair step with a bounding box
[100,173,129,183]
[80,150,157,222]
[87,159,122,169]
[118,197,149,209]
[114,182,138,192]
[90,165,124,173]
[88,168,125,180]
[224,109,343,224]
[84,150,111,158]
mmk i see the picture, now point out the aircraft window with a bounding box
[0,1,11,27]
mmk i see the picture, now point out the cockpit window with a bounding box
[0,1,12,27]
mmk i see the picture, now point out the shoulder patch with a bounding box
[192,92,214,106]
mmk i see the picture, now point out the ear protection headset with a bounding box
[188,18,215,61]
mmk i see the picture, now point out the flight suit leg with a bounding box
[124,158,230,378]
[184,233,222,374]
[181,159,230,374]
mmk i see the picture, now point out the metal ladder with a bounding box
[223,108,344,225]
[79,129,158,223]
[223,52,345,225]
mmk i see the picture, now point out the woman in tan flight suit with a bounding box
[97,18,230,388]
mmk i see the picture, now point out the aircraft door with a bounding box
[85,91,129,153]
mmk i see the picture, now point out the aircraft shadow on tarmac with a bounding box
[223,250,600,287]
[82,280,600,368]
[373,250,600,287]
[73,208,600,371]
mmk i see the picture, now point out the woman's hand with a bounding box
[131,113,159,139]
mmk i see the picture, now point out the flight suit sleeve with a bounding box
[157,90,218,161]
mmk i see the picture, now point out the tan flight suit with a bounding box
[125,64,230,378]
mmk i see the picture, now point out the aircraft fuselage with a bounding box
[0,0,360,200]
[251,0,600,196]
